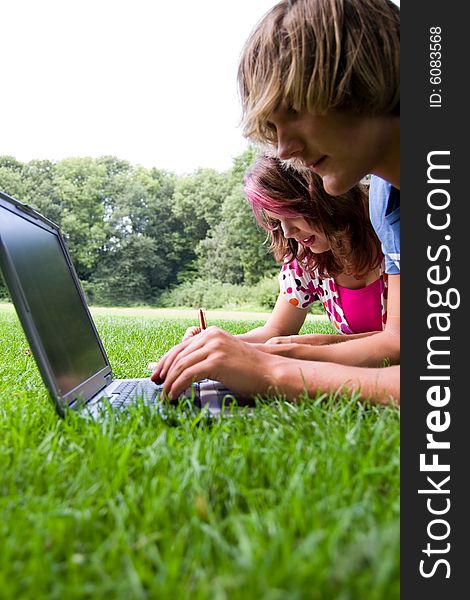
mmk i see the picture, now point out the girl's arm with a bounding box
[181,293,308,343]
[235,293,308,343]
[267,330,380,346]
[262,274,400,367]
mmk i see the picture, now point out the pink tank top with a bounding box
[336,278,383,333]
[279,259,387,335]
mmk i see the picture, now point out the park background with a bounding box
[0,1,400,597]
[0,149,302,313]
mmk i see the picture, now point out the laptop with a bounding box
[0,191,254,418]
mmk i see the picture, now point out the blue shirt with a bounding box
[369,175,400,274]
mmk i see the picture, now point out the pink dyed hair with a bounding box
[244,155,381,278]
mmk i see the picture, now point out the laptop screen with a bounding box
[0,206,108,396]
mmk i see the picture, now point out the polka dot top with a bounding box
[279,259,388,335]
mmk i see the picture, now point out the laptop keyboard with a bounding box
[110,380,160,409]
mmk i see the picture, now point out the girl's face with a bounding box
[265,211,331,254]
[266,105,397,195]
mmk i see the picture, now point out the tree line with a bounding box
[0,150,278,305]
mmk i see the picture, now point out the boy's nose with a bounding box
[277,134,303,161]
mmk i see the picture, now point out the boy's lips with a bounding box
[306,156,327,172]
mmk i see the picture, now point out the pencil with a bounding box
[198,308,207,331]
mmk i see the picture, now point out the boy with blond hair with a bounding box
[152,0,401,404]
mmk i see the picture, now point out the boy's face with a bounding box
[266,105,394,195]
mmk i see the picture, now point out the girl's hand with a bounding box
[182,326,202,342]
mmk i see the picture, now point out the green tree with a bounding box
[194,147,275,285]
[0,157,62,223]
[196,185,277,285]
[170,168,231,280]
[0,148,275,305]
[172,168,229,238]
[226,144,261,187]
[52,157,112,279]
[89,166,179,304]
[21,159,63,223]
[0,156,26,200]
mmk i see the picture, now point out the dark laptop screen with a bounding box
[0,207,108,395]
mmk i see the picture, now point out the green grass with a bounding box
[0,307,399,599]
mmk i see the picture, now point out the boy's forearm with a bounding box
[271,356,400,405]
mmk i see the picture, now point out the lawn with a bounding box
[0,305,399,599]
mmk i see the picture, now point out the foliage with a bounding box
[172,168,229,239]
[251,274,282,310]
[226,144,262,187]
[157,275,326,314]
[0,307,400,599]
[0,147,329,313]
[87,166,180,304]
[158,275,280,311]
[158,278,249,309]
[0,147,270,305]
[0,278,7,300]
[169,168,233,282]
[196,185,278,285]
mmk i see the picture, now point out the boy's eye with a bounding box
[286,103,298,115]
[263,122,278,144]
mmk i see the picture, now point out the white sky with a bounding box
[1,0,278,174]
[1,0,399,175]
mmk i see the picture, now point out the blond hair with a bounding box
[238,0,400,144]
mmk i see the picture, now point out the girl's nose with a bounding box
[280,220,299,239]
